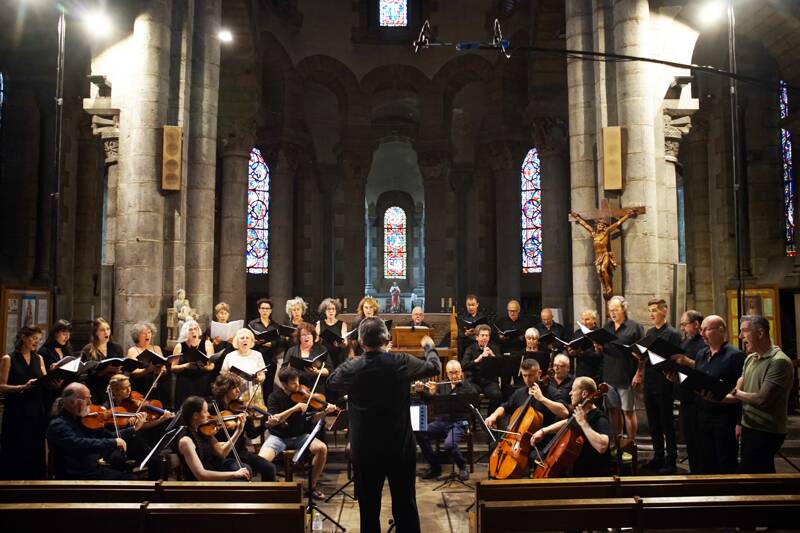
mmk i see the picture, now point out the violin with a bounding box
[290,384,329,411]
[198,410,239,437]
[228,399,272,419]
[488,385,545,479]
[118,391,167,421]
[81,405,138,431]
[532,383,609,479]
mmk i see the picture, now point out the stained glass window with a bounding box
[379,0,407,27]
[521,148,543,273]
[247,147,270,273]
[781,81,796,256]
[383,206,407,279]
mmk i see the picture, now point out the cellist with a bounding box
[530,376,612,477]
[485,359,568,472]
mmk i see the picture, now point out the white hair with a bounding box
[177,319,201,343]
[231,328,255,350]
[285,296,308,317]
[525,327,540,339]
[608,295,628,312]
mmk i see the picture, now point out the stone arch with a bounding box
[295,55,367,131]
[259,32,300,143]
[426,54,493,139]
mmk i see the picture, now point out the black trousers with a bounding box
[473,380,502,414]
[738,426,786,474]
[644,391,677,462]
[241,450,276,481]
[679,399,700,473]
[354,448,420,533]
[695,408,739,474]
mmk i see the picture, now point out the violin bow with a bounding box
[106,385,122,440]
[305,362,326,409]
[210,399,245,475]
[134,365,165,415]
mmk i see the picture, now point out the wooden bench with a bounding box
[0,480,302,504]
[0,502,305,533]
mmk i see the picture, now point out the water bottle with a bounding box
[312,509,323,531]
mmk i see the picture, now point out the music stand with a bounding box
[134,425,185,478]
[426,392,480,492]
[325,410,356,502]
[293,418,346,532]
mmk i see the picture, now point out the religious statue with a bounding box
[389,282,401,313]
[570,208,642,300]
[173,289,189,314]
[172,289,198,335]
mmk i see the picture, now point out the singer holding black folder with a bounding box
[81,317,126,404]
[221,328,267,407]
[127,322,171,407]
[249,298,280,395]
[172,319,215,409]
[283,322,330,391]
[316,298,349,368]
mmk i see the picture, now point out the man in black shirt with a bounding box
[570,309,604,386]
[47,383,146,480]
[671,315,743,474]
[641,298,682,474]
[550,354,575,405]
[407,306,431,328]
[414,360,478,481]
[677,309,705,473]
[260,367,337,499]
[328,317,441,533]
[461,324,503,412]
[493,299,528,354]
[531,376,611,477]
[457,294,484,357]
[485,358,569,469]
[535,308,568,341]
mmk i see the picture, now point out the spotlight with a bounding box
[83,9,112,37]
[699,1,725,26]
[218,29,233,43]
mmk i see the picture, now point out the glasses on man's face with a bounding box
[260,306,271,311]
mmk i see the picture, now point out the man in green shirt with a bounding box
[727,315,794,473]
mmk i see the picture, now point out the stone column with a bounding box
[316,164,339,298]
[613,0,660,320]
[662,112,692,308]
[413,204,426,301]
[683,119,713,313]
[419,149,454,311]
[337,147,372,308]
[114,0,171,342]
[217,133,250,318]
[488,141,525,311]
[185,0,221,327]
[533,117,572,315]
[267,143,300,323]
[566,0,600,317]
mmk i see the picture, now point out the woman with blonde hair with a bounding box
[221,328,267,407]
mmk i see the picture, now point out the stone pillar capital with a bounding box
[663,113,693,164]
[83,75,120,166]
[417,149,452,183]
[486,140,527,176]
[336,147,373,185]
[265,142,302,175]
[220,118,257,157]
[531,116,568,156]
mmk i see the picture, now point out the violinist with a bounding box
[210,372,279,481]
[176,395,251,481]
[248,298,280,395]
[172,319,215,409]
[127,322,170,407]
[485,359,568,456]
[530,377,612,477]
[413,360,477,481]
[0,326,48,479]
[461,324,502,412]
[260,367,335,499]
[46,383,147,480]
[81,317,125,404]
[283,322,330,391]
[221,328,267,407]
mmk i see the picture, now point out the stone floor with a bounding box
[304,412,800,532]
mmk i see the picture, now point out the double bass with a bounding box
[532,383,609,478]
[488,381,546,479]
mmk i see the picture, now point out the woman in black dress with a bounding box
[126,321,171,408]
[80,317,125,404]
[283,322,331,391]
[38,319,73,410]
[0,326,48,479]
[172,320,215,409]
[315,297,349,369]
[248,298,280,396]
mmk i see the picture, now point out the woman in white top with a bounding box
[221,328,267,407]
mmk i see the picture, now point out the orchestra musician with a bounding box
[530,377,612,477]
[81,317,125,404]
[176,395,252,481]
[485,358,569,469]
[126,321,170,407]
[0,326,48,479]
[316,297,349,368]
[413,360,477,481]
[210,372,280,481]
[47,383,147,480]
[248,298,280,395]
[461,324,502,412]
[259,367,336,499]
[172,319,215,409]
[328,317,441,533]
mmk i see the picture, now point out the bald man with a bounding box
[535,308,568,341]
[493,299,529,354]
[550,354,575,405]
[413,360,478,481]
[407,307,431,328]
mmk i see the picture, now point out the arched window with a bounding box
[521,147,543,273]
[383,206,407,279]
[379,0,407,27]
[781,80,795,256]
[246,147,270,273]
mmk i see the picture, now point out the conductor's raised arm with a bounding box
[402,335,441,381]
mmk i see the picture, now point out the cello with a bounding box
[531,382,608,478]
[488,381,546,479]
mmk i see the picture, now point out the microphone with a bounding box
[412,20,431,53]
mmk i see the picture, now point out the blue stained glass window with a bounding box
[521,148,542,273]
[247,148,270,273]
[781,80,796,256]
[384,206,407,279]
[379,0,407,27]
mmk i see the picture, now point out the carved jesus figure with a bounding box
[570,208,640,300]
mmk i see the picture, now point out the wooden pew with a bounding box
[156,481,302,503]
[0,502,305,533]
[479,497,637,533]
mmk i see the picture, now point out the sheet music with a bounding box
[410,405,428,432]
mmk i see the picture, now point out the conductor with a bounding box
[328,317,442,533]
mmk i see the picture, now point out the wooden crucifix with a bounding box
[569,201,646,301]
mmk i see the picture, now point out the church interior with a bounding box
[1,0,800,531]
